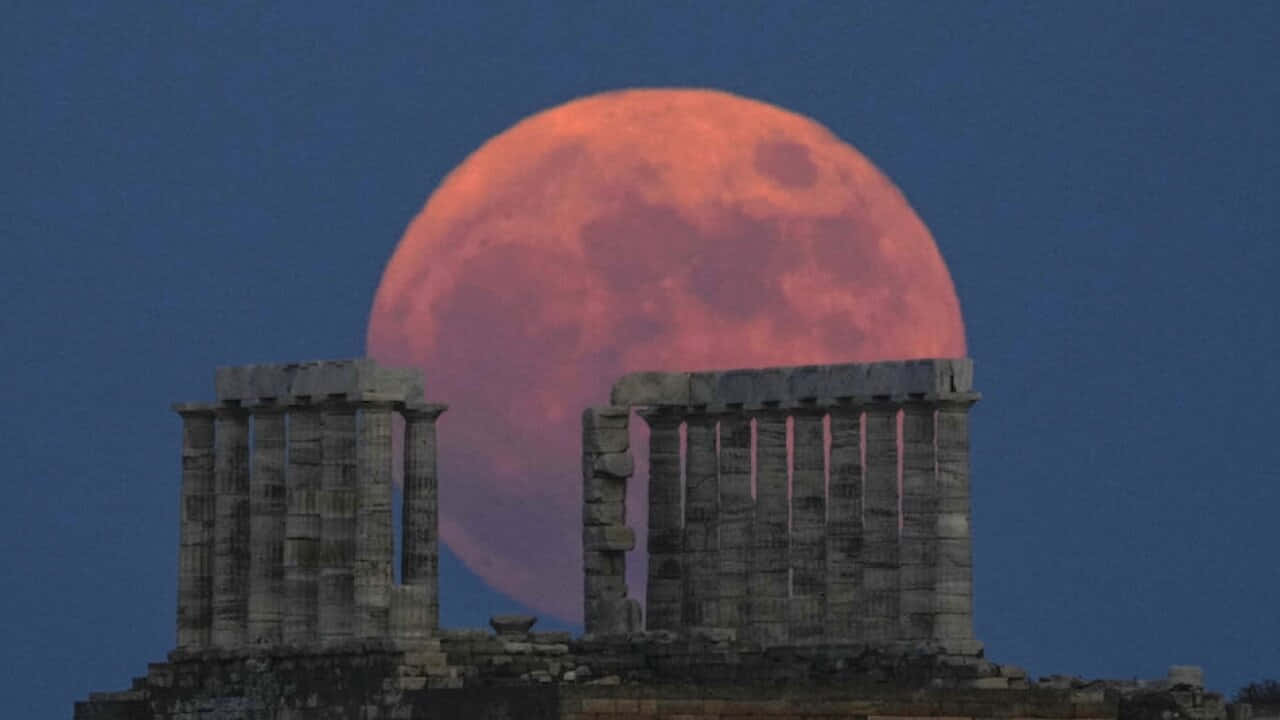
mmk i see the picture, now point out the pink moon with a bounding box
[366,88,966,623]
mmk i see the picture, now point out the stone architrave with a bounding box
[825,405,863,642]
[862,403,900,644]
[355,401,395,639]
[402,403,447,635]
[318,403,357,644]
[175,405,216,651]
[716,412,752,633]
[639,408,683,633]
[788,408,826,643]
[283,404,323,643]
[748,409,788,645]
[247,405,286,646]
[899,401,938,644]
[934,395,979,651]
[212,406,250,649]
[682,413,719,629]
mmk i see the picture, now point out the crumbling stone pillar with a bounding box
[682,413,719,629]
[318,403,357,644]
[717,411,752,633]
[639,408,682,633]
[862,403,900,644]
[212,405,250,649]
[825,405,863,642]
[788,408,826,643]
[748,409,788,645]
[581,406,637,636]
[402,403,447,636]
[355,401,395,639]
[934,396,979,652]
[175,405,216,651]
[899,401,937,644]
[284,404,323,643]
[247,405,286,645]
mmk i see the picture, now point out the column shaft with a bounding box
[717,413,752,633]
[247,409,286,645]
[283,406,322,643]
[748,411,788,645]
[682,414,719,629]
[935,400,977,651]
[900,403,937,644]
[641,410,683,633]
[788,410,826,643]
[825,408,863,642]
[862,404,900,644]
[212,407,250,648]
[319,405,357,643]
[403,405,446,636]
[355,403,394,639]
[581,406,632,636]
[176,407,215,651]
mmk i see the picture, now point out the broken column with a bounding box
[402,403,447,636]
[247,404,286,645]
[825,405,863,642]
[581,406,637,636]
[749,409,789,645]
[862,402,900,644]
[639,408,683,633]
[934,395,979,652]
[174,404,216,651]
[899,400,937,644]
[716,411,752,633]
[788,407,826,643]
[284,403,322,643]
[355,401,394,639]
[682,413,719,630]
[318,402,357,644]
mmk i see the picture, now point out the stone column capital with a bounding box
[214,402,250,418]
[787,402,828,417]
[402,403,448,421]
[933,392,981,411]
[172,402,217,418]
[635,406,682,427]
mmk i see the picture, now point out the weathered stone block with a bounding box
[583,475,626,504]
[582,501,624,526]
[610,372,690,406]
[582,427,628,454]
[591,452,634,479]
[583,525,636,552]
[787,364,828,401]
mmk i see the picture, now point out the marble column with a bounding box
[581,406,634,636]
[212,405,250,649]
[175,405,215,651]
[788,408,826,643]
[247,405,286,645]
[639,408,683,633]
[318,403,357,644]
[402,403,447,635]
[355,401,395,639]
[748,409,788,645]
[899,401,937,644]
[934,396,978,651]
[825,405,863,642]
[682,413,719,629]
[716,412,752,633]
[283,404,323,643]
[862,403,900,644]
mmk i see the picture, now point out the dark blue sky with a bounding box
[3,2,1277,716]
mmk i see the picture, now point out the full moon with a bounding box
[367,88,966,623]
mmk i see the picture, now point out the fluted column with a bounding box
[788,408,826,643]
[247,405,286,645]
[716,411,751,634]
[862,403,900,644]
[899,401,937,644]
[639,408,683,633]
[682,413,719,629]
[402,403,447,636]
[284,404,322,643]
[212,405,250,648]
[934,396,979,652]
[825,405,863,642]
[318,403,357,644]
[175,405,215,651]
[355,401,394,639]
[748,409,788,645]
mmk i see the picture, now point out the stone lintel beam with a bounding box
[610,358,976,410]
[214,358,425,407]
